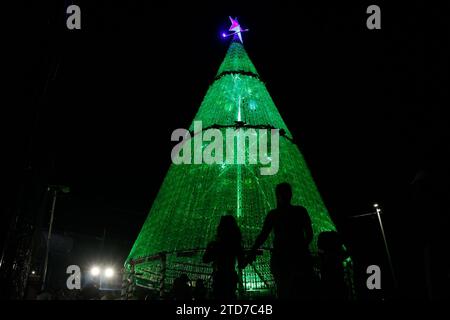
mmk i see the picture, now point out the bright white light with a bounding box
[90,266,101,276]
[104,267,114,278]
[31,270,36,275]
[373,203,379,208]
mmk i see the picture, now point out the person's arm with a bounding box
[202,241,216,263]
[237,245,247,269]
[251,212,274,251]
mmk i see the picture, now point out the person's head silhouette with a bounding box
[217,215,241,245]
[196,279,205,288]
[276,183,292,207]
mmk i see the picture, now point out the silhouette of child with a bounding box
[203,215,246,300]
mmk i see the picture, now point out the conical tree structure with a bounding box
[126,38,336,293]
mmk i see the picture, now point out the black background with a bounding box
[4,0,449,299]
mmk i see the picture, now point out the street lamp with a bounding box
[89,265,116,290]
[373,203,397,289]
[90,266,101,277]
[349,203,398,290]
[41,185,70,291]
[104,267,114,278]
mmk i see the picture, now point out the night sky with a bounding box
[5,1,449,293]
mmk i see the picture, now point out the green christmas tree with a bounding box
[125,33,337,294]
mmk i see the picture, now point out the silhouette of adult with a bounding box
[317,231,348,299]
[192,279,207,301]
[171,273,192,300]
[203,215,246,300]
[249,183,314,299]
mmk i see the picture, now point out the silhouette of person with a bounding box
[203,215,246,300]
[317,231,348,299]
[192,279,207,301]
[249,183,314,299]
[171,274,192,300]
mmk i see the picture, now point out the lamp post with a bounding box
[90,265,115,291]
[373,203,397,289]
[349,203,398,290]
[41,185,70,291]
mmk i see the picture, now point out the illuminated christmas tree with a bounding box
[125,18,337,295]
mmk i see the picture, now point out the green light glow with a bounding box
[236,93,242,219]
[126,39,336,294]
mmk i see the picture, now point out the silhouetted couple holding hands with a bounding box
[203,182,315,300]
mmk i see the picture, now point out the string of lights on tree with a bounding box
[126,17,336,293]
